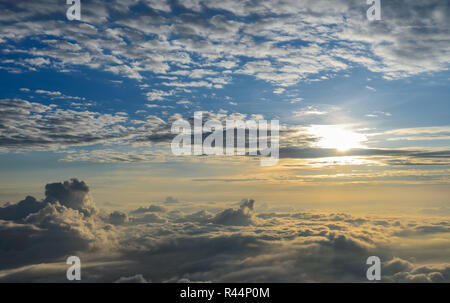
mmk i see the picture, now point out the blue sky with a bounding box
[0,0,449,204]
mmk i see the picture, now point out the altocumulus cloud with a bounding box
[0,179,450,282]
[0,0,448,83]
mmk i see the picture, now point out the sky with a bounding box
[0,0,449,282]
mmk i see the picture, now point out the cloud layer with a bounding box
[1,179,449,282]
[1,0,448,85]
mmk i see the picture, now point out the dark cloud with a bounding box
[212,199,257,226]
[0,179,114,271]
[108,211,128,225]
[0,196,45,221]
[383,258,450,283]
[44,179,97,216]
[279,147,410,159]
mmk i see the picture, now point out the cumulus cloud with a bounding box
[0,179,96,220]
[1,179,450,282]
[0,196,45,221]
[0,179,115,271]
[212,198,257,226]
[383,258,450,283]
[108,211,128,225]
[44,179,97,216]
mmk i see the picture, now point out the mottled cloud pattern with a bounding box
[1,0,448,81]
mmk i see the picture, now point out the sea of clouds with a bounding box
[0,179,449,282]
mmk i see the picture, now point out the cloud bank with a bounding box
[1,179,449,282]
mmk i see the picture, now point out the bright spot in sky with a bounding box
[308,125,367,151]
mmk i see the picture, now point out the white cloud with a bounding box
[0,0,447,86]
[294,106,327,116]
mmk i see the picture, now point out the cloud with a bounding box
[278,146,450,163]
[1,187,450,282]
[0,179,97,221]
[130,205,167,214]
[0,196,45,221]
[115,274,149,283]
[382,126,450,135]
[108,211,128,225]
[294,107,328,116]
[290,97,303,104]
[0,99,129,150]
[420,206,450,216]
[164,196,179,204]
[383,258,450,283]
[44,179,97,216]
[130,212,167,224]
[212,198,257,226]
[35,89,62,96]
[32,89,86,101]
[365,111,391,118]
[273,88,286,94]
[2,98,446,177]
[146,90,174,101]
[0,179,116,271]
[0,0,447,88]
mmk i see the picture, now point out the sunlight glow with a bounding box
[308,125,367,151]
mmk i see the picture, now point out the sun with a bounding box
[308,125,367,152]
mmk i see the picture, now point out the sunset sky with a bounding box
[0,0,449,282]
